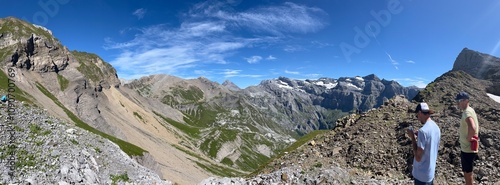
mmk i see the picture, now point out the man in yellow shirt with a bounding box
[455,91,479,185]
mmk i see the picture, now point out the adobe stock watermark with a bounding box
[1,67,18,182]
[340,0,410,62]
[22,0,70,26]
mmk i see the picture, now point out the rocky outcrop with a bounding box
[0,17,125,141]
[0,18,69,72]
[452,47,500,81]
[0,102,171,185]
[222,80,240,91]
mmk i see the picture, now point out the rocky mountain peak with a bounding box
[222,80,240,91]
[363,73,380,81]
[452,47,500,81]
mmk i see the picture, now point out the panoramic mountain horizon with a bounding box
[2,1,499,89]
[1,1,500,184]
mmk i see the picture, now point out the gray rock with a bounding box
[83,169,99,184]
[58,181,70,185]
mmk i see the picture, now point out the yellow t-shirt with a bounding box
[460,106,479,153]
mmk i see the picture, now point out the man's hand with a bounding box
[407,129,416,140]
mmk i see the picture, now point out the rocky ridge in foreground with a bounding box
[0,102,172,185]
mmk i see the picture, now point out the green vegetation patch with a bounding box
[249,130,330,177]
[153,111,200,138]
[161,94,178,106]
[57,74,69,91]
[182,103,223,128]
[172,86,204,102]
[133,111,143,121]
[29,123,43,135]
[171,144,209,163]
[0,46,13,63]
[15,149,36,168]
[35,82,146,156]
[199,128,239,158]
[236,146,270,172]
[0,17,54,40]
[72,51,105,83]
[195,161,244,177]
[110,173,130,185]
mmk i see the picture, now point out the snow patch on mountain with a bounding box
[487,93,500,103]
[314,81,337,89]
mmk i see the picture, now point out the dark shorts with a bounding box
[414,178,433,185]
[461,151,478,173]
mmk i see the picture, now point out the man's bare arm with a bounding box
[466,117,477,141]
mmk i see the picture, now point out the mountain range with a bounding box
[1,16,499,184]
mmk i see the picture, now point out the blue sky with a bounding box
[2,0,500,88]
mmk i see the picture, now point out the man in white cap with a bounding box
[407,102,441,185]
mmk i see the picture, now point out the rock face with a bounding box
[0,18,70,73]
[222,80,241,91]
[0,18,121,137]
[250,75,419,112]
[452,47,500,81]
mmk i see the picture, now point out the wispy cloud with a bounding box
[220,69,263,78]
[266,55,277,60]
[245,56,263,64]
[283,45,303,52]
[106,1,327,80]
[285,70,300,75]
[221,69,242,77]
[189,1,327,36]
[385,52,399,70]
[406,60,415,64]
[133,8,147,20]
[305,73,322,78]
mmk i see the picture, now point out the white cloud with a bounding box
[221,69,242,77]
[106,2,327,80]
[385,52,399,70]
[266,55,277,60]
[220,69,263,78]
[133,8,147,20]
[305,73,321,78]
[245,56,262,64]
[189,1,327,36]
[393,78,428,88]
[284,45,303,52]
[285,70,300,75]
[406,60,415,64]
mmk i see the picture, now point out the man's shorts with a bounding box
[461,151,478,173]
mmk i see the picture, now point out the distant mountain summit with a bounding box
[453,47,500,81]
[251,74,419,113]
[222,80,240,91]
